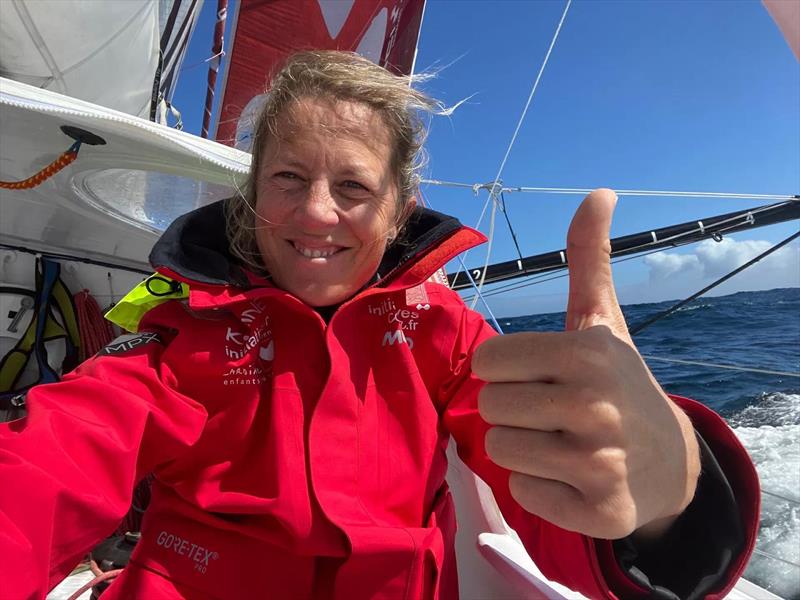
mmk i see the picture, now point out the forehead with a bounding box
[263,97,393,163]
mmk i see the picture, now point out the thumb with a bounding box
[565,189,630,341]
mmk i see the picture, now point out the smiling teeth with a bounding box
[293,243,338,258]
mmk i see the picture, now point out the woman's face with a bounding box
[254,98,408,307]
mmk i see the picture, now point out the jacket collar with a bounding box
[149,198,485,306]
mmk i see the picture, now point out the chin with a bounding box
[290,283,356,308]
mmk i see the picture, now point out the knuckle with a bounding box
[573,384,600,407]
[590,447,628,481]
[585,325,615,355]
[589,401,624,431]
[588,495,637,539]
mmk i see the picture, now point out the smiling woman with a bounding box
[253,97,408,307]
[226,51,436,303]
[1,50,760,600]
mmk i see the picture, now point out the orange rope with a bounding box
[0,145,79,190]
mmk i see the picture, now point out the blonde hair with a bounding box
[226,50,443,273]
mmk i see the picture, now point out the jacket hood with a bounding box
[149,198,485,291]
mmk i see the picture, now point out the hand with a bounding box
[473,189,701,540]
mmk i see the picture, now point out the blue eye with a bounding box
[276,172,300,180]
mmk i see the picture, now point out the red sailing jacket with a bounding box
[0,203,759,599]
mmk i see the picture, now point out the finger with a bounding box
[507,473,589,534]
[485,427,586,488]
[565,188,631,342]
[508,472,636,538]
[478,381,623,435]
[472,328,624,383]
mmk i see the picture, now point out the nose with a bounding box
[294,181,339,231]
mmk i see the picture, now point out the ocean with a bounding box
[499,287,800,599]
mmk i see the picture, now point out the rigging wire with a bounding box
[639,356,799,379]
[507,187,798,201]
[462,241,692,302]
[457,201,793,295]
[471,0,573,303]
[471,199,499,310]
[753,548,800,569]
[418,189,503,332]
[421,179,797,202]
[498,191,527,271]
[449,189,494,291]
[458,257,504,334]
[629,230,800,335]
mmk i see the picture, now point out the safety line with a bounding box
[762,489,800,505]
[753,548,800,569]
[640,356,799,378]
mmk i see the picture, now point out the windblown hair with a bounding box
[226,50,444,273]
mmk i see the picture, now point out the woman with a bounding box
[1,51,757,599]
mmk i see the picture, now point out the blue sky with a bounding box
[174,0,799,316]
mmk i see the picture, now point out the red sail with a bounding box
[214,0,426,148]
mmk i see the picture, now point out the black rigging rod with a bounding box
[629,230,800,335]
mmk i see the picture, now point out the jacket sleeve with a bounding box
[0,321,208,599]
[439,307,760,599]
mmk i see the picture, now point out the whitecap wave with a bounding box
[732,394,800,599]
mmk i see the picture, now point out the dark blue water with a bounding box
[499,287,800,422]
[499,287,800,598]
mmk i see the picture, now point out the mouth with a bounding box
[290,240,347,259]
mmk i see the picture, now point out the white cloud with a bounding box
[643,252,701,281]
[643,237,799,294]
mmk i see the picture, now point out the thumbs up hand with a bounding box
[473,189,701,540]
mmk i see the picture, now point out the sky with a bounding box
[173,0,799,317]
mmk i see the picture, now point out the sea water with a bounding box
[502,287,800,599]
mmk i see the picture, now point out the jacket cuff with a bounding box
[609,431,744,599]
[593,391,761,599]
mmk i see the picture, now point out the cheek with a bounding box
[359,201,397,235]
[255,193,289,228]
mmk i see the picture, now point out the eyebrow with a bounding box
[273,156,377,179]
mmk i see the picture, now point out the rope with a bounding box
[74,290,115,362]
[641,356,799,378]
[753,548,800,569]
[629,230,800,334]
[487,0,572,193]
[762,489,800,505]
[65,563,123,600]
[0,142,80,190]
[472,0,572,302]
